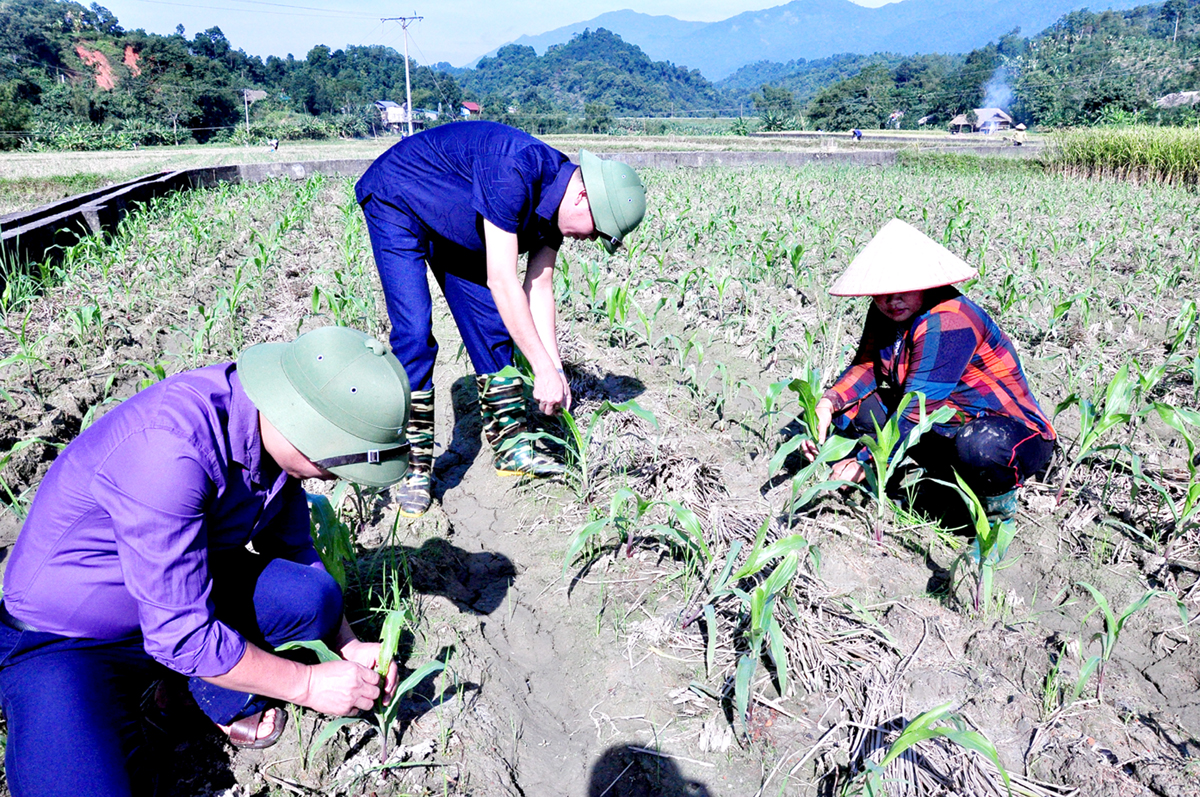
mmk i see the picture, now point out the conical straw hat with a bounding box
[829,219,977,296]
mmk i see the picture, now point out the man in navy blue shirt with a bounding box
[356,121,646,516]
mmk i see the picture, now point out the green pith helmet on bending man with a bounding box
[240,326,412,488]
[354,121,647,518]
[579,149,647,255]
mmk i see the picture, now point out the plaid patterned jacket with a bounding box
[825,289,1055,443]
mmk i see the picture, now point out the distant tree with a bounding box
[0,81,33,147]
[583,102,612,133]
[805,64,896,129]
[751,84,797,116]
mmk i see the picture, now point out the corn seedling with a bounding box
[308,488,356,590]
[847,702,1012,797]
[1072,582,1185,703]
[564,487,710,570]
[1130,406,1200,556]
[277,637,447,766]
[1053,361,1137,503]
[770,433,858,524]
[938,473,1017,615]
[853,393,956,543]
[529,399,658,501]
[732,551,798,732]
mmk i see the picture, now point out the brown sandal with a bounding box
[226,706,287,749]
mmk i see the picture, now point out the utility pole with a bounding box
[382,14,423,136]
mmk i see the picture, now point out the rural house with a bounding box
[948,107,1014,134]
[374,100,408,131]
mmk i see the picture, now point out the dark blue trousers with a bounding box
[0,554,343,797]
[361,194,514,391]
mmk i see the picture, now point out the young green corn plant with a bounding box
[1072,582,1185,703]
[855,393,955,544]
[544,400,658,501]
[1053,361,1137,504]
[847,702,1012,797]
[686,516,816,696]
[603,278,633,345]
[731,551,799,734]
[564,487,710,571]
[277,635,446,766]
[307,489,356,590]
[769,433,858,525]
[739,379,790,445]
[1141,402,1200,548]
[937,472,1017,615]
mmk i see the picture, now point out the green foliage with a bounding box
[752,84,800,131]
[848,703,1012,797]
[856,393,956,542]
[1053,361,1137,502]
[463,29,728,118]
[1049,126,1200,187]
[564,487,711,570]
[277,638,447,766]
[533,399,658,501]
[308,489,356,590]
[1072,582,1185,703]
[686,518,819,729]
[940,473,1018,615]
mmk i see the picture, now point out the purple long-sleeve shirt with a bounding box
[2,363,321,678]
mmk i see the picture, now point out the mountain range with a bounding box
[494,0,1146,80]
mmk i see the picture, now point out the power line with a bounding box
[127,0,377,20]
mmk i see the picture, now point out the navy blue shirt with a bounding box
[356,121,577,255]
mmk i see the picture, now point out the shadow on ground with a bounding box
[587,745,712,796]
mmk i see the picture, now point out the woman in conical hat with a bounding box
[801,219,1055,528]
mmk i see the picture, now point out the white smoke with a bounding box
[982,66,1013,109]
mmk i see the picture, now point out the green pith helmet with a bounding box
[239,327,411,488]
[578,150,646,254]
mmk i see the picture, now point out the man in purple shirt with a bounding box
[0,326,411,797]
[356,121,646,517]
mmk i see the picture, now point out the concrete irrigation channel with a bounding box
[0,149,899,275]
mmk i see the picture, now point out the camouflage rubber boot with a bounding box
[475,373,564,478]
[396,388,434,517]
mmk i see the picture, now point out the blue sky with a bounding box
[97,0,894,67]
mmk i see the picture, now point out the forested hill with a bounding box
[460,29,729,118]
[0,0,729,149]
[502,0,1147,80]
[0,0,463,148]
[792,0,1200,130]
[1,0,1198,152]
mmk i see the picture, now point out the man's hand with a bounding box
[800,398,835,461]
[338,639,399,704]
[299,659,382,716]
[533,367,571,416]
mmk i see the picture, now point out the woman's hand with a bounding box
[338,639,399,705]
[830,458,867,484]
[800,398,835,461]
